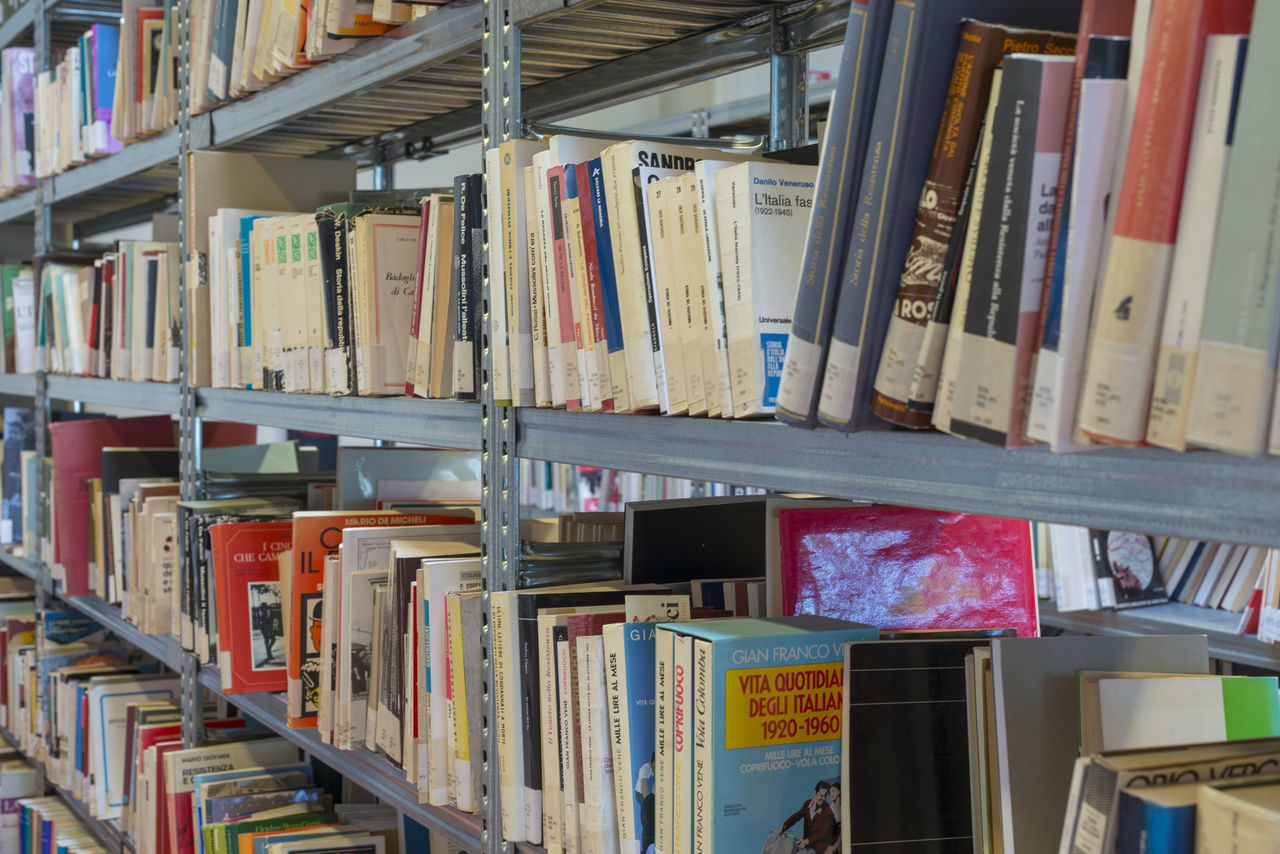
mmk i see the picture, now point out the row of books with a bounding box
[3,0,459,189]
[1046,525,1280,626]
[516,459,766,515]
[199,177,483,398]
[189,0,450,114]
[0,600,439,854]
[775,0,1280,459]
[13,796,109,854]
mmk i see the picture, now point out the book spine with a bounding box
[692,638,712,854]
[603,146,659,410]
[870,20,1010,427]
[603,627,632,853]
[539,617,564,854]
[816,0,918,430]
[649,179,686,414]
[490,591,526,842]
[1077,0,1216,444]
[670,634,692,854]
[548,168,582,410]
[519,614,544,844]
[516,166,547,408]
[577,161,615,412]
[558,635,580,854]
[1186,1,1280,455]
[589,157,631,411]
[499,142,532,405]
[777,0,888,425]
[457,173,482,401]
[654,628,672,854]
[1146,35,1246,449]
[634,167,670,414]
[577,637,602,852]
[406,201,431,397]
[562,167,596,411]
[487,148,514,405]
[696,165,735,417]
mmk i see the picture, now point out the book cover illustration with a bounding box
[1091,530,1166,608]
[211,520,292,693]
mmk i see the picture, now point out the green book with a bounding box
[214,810,338,854]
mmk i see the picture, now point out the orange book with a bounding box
[285,509,473,728]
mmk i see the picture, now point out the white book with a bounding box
[89,675,180,818]
[647,177,688,414]
[337,567,383,750]
[317,553,340,743]
[12,271,35,374]
[1025,76,1126,451]
[533,150,569,408]
[715,160,818,417]
[694,160,740,417]
[1049,525,1097,613]
[419,555,482,807]
[557,638,579,854]
[1146,35,1247,450]
[579,635,620,854]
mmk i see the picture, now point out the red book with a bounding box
[202,421,259,447]
[211,520,293,694]
[286,509,476,728]
[575,161,614,412]
[49,415,176,596]
[565,611,624,808]
[777,505,1039,639]
[405,199,431,396]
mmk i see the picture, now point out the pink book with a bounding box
[546,166,581,410]
[575,162,614,412]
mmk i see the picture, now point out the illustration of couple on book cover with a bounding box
[768,777,841,854]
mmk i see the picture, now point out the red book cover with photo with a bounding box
[211,520,293,694]
[778,505,1038,638]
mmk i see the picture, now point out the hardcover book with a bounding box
[1089,529,1166,609]
[211,521,292,694]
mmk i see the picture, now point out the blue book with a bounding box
[666,616,876,852]
[588,157,627,402]
[1116,783,1197,854]
[604,621,659,853]
[816,0,1082,431]
[239,215,270,388]
[777,0,892,426]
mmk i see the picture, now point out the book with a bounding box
[842,638,992,850]
[775,0,892,426]
[777,504,1039,638]
[715,161,818,418]
[1194,776,1280,849]
[1090,529,1167,609]
[1,408,34,545]
[1077,0,1254,445]
[674,616,875,852]
[210,521,292,694]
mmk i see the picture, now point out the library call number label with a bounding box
[724,662,843,749]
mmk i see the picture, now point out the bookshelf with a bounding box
[0,1,1273,852]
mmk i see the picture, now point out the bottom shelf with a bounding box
[197,665,484,853]
[1039,601,1280,670]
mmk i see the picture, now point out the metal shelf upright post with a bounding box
[481,1,521,851]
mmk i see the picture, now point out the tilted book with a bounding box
[210,520,292,694]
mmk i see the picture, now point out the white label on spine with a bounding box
[776,335,821,417]
[817,338,860,424]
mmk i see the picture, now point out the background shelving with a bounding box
[0,0,1275,852]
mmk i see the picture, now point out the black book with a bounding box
[1089,530,1166,609]
[1,407,35,546]
[453,173,483,401]
[843,638,990,852]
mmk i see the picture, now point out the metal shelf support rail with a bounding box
[482,1,520,852]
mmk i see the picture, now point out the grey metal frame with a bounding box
[0,0,1277,851]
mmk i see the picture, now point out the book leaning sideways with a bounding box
[667,615,876,852]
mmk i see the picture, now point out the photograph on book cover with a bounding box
[300,591,323,710]
[248,581,285,670]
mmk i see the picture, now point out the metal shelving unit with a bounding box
[0,1,1276,853]
[197,665,486,852]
